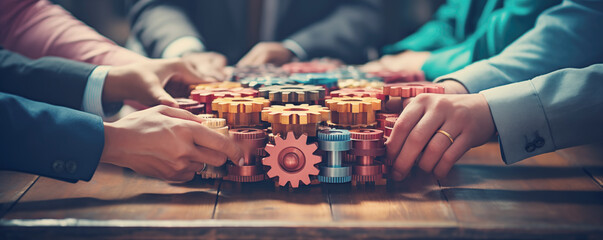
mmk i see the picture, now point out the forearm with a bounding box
[0,0,148,65]
[0,93,104,182]
[481,64,603,164]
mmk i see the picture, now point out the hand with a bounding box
[103,58,209,107]
[237,42,293,66]
[385,94,495,181]
[367,50,431,72]
[100,105,243,182]
[438,80,469,94]
[182,52,228,81]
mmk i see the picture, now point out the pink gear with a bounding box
[262,132,321,188]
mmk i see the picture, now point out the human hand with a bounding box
[103,58,209,107]
[182,52,228,81]
[385,93,495,181]
[237,42,293,66]
[369,50,431,72]
[100,105,243,182]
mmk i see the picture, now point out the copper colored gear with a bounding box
[377,113,399,131]
[263,132,322,188]
[261,104,330,137]
[330,88,385,101]
[190,88,258,113]
[211,97,270,128]
[190,81,242,91]
[259,84,325,104]
[176,98,205,114]
[366,70,425,83]
[224,128,267,182]
[198,118,229,179]
[325,97,381,127]
[350,129,384,140]
[384,117,396,140]
[349,129,386,182]
[383,82,445,98]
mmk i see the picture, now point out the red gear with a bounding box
[383,82,444,98]
[263,132,321,188]
[190,88,258,112]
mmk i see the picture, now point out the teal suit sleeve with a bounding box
[480,64,603,164]
[382,0,461,54]
[436,0,603,93]
[421,0,560,80]
[0,93,104,182]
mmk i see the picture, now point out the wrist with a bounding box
[100,122,121,165]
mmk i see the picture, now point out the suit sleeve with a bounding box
[420,0,560,81]
[480,64,603,164]
[0,92,104,182]
[382,0,461,54]
[286,0,383,64]
[0,0,148,65]
[129,0,203,58]
[435,0,603,93]
[0,49,96,110]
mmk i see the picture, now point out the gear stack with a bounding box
[330,88,386,110]
[376,113,399,132]
[240,76,294,89]
[259,84,325,105]
[384,117,396,140]
[367,70,425,83]
[325,97,381,128]
[198,118,229,179]
[261,104,330,138]
[191,88,259,113]
[211,97,270,128]
[175,98,205,114]
[317,129,352,183]
[263,132,321,188]
[383,82,445,98]
[224,128,268,182]
[349,129,386,183]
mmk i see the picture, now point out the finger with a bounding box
[385,101,424,166]
[209,54,227,67]
[189,123,243,162]
[185,161,207,173]
[189,145,228,167]
[417,122,460,174]
[402,97,414,109]
[169,61,206,85]
[433,134,471,179]
[237,51,257,66]
[165,171,196,183]
[392,111,444,180]
[146,80,178,107]
[253,54,270,65]
[158,106,205,124]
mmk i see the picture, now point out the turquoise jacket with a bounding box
[382,0,560,80]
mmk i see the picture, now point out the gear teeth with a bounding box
[317,175,352,183]
[317,129,351,142]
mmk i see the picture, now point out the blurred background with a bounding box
[52,0,445,50]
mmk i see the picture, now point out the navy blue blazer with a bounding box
[0,49,104,182]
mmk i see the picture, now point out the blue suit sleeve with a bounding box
[0,93,104,182]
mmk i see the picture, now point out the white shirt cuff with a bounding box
[162,36,205,58]
[83,66,121,118]
[282,39,308,60]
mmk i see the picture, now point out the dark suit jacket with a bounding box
[129,0,383,64]
[0,49,104,182]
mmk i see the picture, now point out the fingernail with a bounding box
[238,157,245,166]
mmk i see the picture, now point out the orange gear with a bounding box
[383,82,444,98]
[211,97,270,128]
[263,132,321,188]
[261,104,330,137]
[325,97,381,128]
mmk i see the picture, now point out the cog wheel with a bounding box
[259,84,325,104]
[263,132,322,188]
[330,88,385,101]
[349,129,384,140]
[176,98,205,114]
[383,82,444,98]
[190,87,259,113]
[190,81,242,90]
[317,129,352,184]
[377,113,399,131]
[325,97,381,128]
[261,104,330,137]
[197,118,229,179]
[211,97,270,128]
[240,76,294,89]
[349,129,385,183]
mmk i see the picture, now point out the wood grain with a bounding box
[0,171,38,218]
[4,164,219,220]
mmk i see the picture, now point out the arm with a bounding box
[286,0,383,64]
[0,0,148,65]
[0,93,104,182]
[481,64,603,164]
[421,0,560,80]
[436,0,603,93]
[381,0,461,54]
[129,0,203,58]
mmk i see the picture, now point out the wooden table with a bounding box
[1,142,602,239]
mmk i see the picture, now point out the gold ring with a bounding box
[437,130,454,144]
[196,163,208,175]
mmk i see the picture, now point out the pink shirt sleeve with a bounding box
[0,0,149,66]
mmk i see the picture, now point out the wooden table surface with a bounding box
[1,142,602,239]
